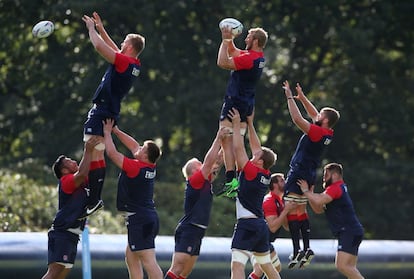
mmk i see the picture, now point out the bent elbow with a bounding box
[217,60,225,69]
[313,206,325,214]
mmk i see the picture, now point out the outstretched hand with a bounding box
[102,118,115,135]
[283,80,306,101]
[295,82,305,100]
[284,200,299,213]
[297,179,313,193]
[220,26,234,41]
[82,15,95,31]
[282,80,294,98]
[92,12,104,32]
[247,108,255,125]
[84,136,101,152]
[217,126,227,140]
[227,108,241,125]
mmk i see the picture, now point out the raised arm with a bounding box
[283,80,311,134]
[111,124,140,155]
[73,136,101,187]
[82,14,116,64]
[92,12,119,52]
[295,83,319,122]
[246,111,261,155]
[217,26,241,70]
[201,127,225,179]
[102,119,125,169]
[228,108,249,169]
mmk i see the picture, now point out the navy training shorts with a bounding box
[284,167,316,196]
[47,230,80,266]
[337,231,363,256]
[125,211,159,251]
[231,218,269,253]
[174,223,206,256]
[220,96,254,123]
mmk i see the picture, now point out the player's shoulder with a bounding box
[325,181,344,199]
[247,49,264,58]
[115,52,140,66]
[60,173,77,193]
[60,173,74,184]
[308,124,333,142]
[263,192,275,204]
[310,123,333,134]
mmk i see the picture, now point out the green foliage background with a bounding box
[1,0,413,239]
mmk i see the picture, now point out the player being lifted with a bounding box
[81,12,145,216]
[215,21,268,197]
[282,80,340,268]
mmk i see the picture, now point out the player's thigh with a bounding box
[44,262,72,279]
[181,255,198,273]
[337,232,363,256]
[126,213,159,251]
[335,250,358,269]
[174,224,204,256]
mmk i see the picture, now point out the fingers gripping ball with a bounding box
[219,18,243,37]
[32,20,54,38]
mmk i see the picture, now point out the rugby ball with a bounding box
[32,20,54,38]
[219,18,243,37]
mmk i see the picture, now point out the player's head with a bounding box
[323,162,343,188]
[317,107,340,128]
[247,27,268,49]
[258,146,277,170]
[269,173,285,192]
[143,140,161,164]
[52,155,66,179]
[122,33,145,57]
[52,155,78,179]
[182,158,202,179]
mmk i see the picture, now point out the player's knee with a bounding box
[55,262,73,269]
[239,127,246,136]
[335,261,349,274]
[219,125,246,136]
[84,134,105,150]
[231,249,251,265]
[271,253,281,272]
[284,194,308,205]
[255,253,271,265]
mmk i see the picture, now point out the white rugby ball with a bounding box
[32,20,54,38]
[219,18,243,37]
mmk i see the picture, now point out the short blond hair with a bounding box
[126,33,145,57]
[249,27,268,48]
[182,158,201,179]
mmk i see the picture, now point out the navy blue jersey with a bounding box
[238,161,271,218]
[178,169,213,228]
[117,157,156,213]
[285,124,334,195]
[227,50,264,103]
[262,192,284,242]
[52,174,87,231]
[289,124,333,172]
[324,180,364,235]
[89,53,141,119]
